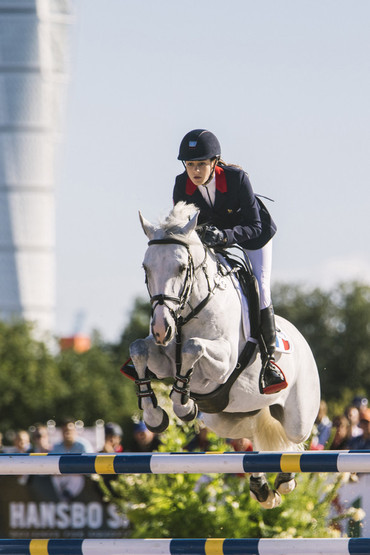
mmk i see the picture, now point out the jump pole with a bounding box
[0,538,369,554]
[1,451,370,475]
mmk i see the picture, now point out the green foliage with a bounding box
[110,298,151,366]
[0,320,63,430]
[100,409,348,539]
[0,319,137,434]
[273,281,370,401]
[54,344,137,425]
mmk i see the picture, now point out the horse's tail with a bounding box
[252,407,304,452]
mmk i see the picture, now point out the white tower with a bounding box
[0,0,72,333]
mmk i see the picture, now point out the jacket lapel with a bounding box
[185,177,210,210]
[214,165,227,210]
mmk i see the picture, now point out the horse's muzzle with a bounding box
[151,314,175,346]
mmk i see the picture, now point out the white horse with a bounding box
[127,202,320,508]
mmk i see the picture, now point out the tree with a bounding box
[0,320,137,435]
[328,283,370,396]
[54,342,137,426]
[109,297,151,367]
[0,320,64,431]
[273,281,370,401]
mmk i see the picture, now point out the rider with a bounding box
[173,128,287,395]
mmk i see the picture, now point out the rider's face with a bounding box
[185,159,215,186]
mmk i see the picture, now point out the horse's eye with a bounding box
[179,264,186,274]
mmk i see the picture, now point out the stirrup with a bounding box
[259,358,288,395]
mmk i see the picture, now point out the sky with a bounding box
[55,0,370,342]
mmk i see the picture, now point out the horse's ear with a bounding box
[182,211,199,236]
[139,211,156,239]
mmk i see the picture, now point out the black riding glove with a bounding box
[202,226,227,247]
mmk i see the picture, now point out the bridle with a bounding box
[145,237,215,327]
[144,235,228,401]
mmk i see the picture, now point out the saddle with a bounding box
[216,247,261,340]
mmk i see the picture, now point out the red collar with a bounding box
[185,165,227,195]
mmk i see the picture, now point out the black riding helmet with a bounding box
[178,129,221,161]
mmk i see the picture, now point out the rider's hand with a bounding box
[202,226,227,247]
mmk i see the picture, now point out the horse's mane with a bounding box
[160,202,198,231]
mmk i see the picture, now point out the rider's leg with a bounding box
[244,241,287,395]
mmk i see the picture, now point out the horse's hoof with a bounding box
[276,478,297,495]
[178,403,198,422]
[274,472,297,495]
[145,409,169,433]
[258,490,282,509]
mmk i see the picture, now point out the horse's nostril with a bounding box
[164,326,172,343]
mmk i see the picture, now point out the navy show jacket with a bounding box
[173,164,277,250]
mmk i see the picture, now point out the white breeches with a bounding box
[244,239,273,310]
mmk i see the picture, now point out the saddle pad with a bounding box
[218,253,293,354]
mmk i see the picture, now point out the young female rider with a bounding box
[173,129,287,395]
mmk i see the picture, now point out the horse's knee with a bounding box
[130,338,148,362]
[182,338,204,362]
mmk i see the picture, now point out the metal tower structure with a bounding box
[0,0,72,333]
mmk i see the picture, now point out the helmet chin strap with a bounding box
[203,159,218,186]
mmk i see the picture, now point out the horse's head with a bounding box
[139,203,203,346]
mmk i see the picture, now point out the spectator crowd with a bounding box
[1,395,370,457]
[310,396,370,451]
[0,418,161,455]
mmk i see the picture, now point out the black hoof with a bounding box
[274,472,295,490]
[249,475,270,503]
[145,410,169,434]
[178,403,198,422]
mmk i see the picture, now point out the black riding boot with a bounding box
[259,305,287,395]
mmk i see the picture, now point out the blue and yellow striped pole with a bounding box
[1,451,370,475]
[0,537,369,554]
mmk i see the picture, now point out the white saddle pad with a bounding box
[218,254,292,354]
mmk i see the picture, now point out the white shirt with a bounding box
[198,174,216,207]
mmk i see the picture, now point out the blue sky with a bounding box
[56,0,370,341]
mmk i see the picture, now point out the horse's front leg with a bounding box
[130,337,170,433]
[170,336,232,422]
[169,337,205,422]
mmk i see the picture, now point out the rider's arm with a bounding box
[222,171,263,247]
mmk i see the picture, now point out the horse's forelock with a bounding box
[161,202,198,232]
[151,202,200,245]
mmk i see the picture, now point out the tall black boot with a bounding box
[259,305,288,395]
